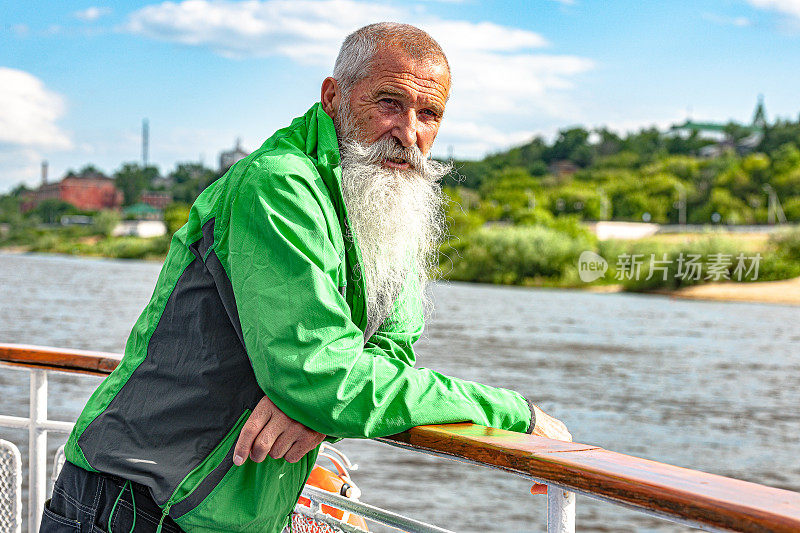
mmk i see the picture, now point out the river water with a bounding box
[1,252,798,532]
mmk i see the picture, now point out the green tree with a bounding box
[442,188,484,237]
[643,156,701,182]
[77,164,106,177]
[772,169,800,198]
[621,127,666,161]
[613,191,669,223]
[664,129,709,155]
[781,197,800,222]
[546,127,594,167]
[31,199,78,224]
[169,163,219,203]
[0,194,22,224]
[771,143,800,176]
[480,167,541,220]
[690,188,753,224]
[722,121,753,144]
[114,163,160,205]
[592,151,640,169]
[758,118,800,154]
[545,184,606,220]
[595,128,622,156]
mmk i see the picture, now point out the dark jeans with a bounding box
[40,461,184,533]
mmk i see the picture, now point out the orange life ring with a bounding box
[297,465,369,530]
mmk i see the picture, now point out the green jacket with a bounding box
[64,103,533,532]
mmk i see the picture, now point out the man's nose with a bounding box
[391,109,418,148]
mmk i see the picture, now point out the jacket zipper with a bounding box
[157,409,252,526]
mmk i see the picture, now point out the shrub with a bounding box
[164,203,191,236]
[443,225,593,285]
[92,210,121,237]
[769,226,800,261]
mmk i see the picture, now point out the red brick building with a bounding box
[22,175,123,212]
[140,191,173,210]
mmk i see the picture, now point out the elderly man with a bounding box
[43,22,569,533]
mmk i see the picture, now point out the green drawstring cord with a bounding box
[155,508,167,533]
[108,479,137,533]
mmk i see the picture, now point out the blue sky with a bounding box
[2,0,800,192]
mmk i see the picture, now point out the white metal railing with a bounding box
[299,485,454,533]
[0,439,22,533]
[0,369,74,532]
[0,365,575,533]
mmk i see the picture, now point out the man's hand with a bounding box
[531,404,572,442]
[233,395,325,465]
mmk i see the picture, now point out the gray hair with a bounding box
[332,22,450,99]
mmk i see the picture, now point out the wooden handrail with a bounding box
[2,344,799,532]
[0,344,121,375]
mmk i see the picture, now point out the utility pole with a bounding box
[597,186,610,220]
[675,183,687,226]
[142,118,149,168]
[763,184,786,225]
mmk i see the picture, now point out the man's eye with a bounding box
[421,109,438,118]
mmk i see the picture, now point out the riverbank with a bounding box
[663,275,800,305]
[4,245,799,306]
[0,234,169,260]
[4,224,799,305]
[583,278,800,305]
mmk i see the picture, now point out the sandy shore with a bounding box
[667,276,800,306]
[584,277,800,305]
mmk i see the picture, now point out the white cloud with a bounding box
[0,68,73,190]
[434,119,536,159]
[0,68,71,150]
[125,1,594,156]
[74,7,112,21]
[702,13,752,27]
[126,0,402,62]
[747,0,800,21]
[0,147,43,190]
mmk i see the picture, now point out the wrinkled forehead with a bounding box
[361,47,451,103]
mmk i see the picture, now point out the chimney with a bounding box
[142,118,149,167]
[41,160,48,185]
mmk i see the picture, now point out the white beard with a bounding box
[337,131,449,337]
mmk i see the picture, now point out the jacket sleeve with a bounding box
[227,166,533,439]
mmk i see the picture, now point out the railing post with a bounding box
[29,370,47,533]
[547,487,575,533]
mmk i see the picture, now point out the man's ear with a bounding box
[320,77,340,120]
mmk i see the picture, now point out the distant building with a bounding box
[123,202,163,221]
[548,159,579,178]
[22,171,123,212]
[151,175,175,189]
[219,138,249,173]
[140,191,173,210]
[112,220,167,238]
[671,96,767,157]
